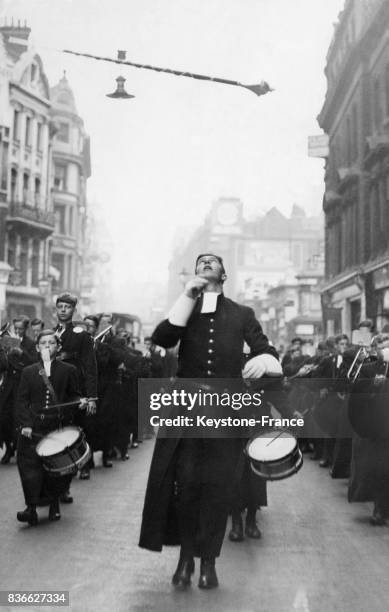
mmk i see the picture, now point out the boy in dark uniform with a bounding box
[54,293,97,485]
[15,330,85,526]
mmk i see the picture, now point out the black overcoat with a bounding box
[139,293,277,552]
[15,359,81,429]
[15,359,81,505]
[56,323,97,398]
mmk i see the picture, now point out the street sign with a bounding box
[308,134,329,158]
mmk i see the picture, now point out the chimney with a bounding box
[0,18,31,58]
[0,18,31,40]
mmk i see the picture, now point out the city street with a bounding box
[1,442,389,612]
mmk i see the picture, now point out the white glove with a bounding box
[382,347,389,363]
[242,354,282,379]
[168,294,196,326]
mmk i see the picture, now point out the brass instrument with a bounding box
[287,363,319,380]
[94,324,113,346]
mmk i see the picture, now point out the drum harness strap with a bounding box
[37,370,84,472]
[38,369,69,432]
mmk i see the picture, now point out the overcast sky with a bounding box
[1,0,344,311]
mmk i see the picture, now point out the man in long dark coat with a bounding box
[139,253,281,590]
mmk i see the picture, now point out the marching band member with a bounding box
[30,319,45,342]
[139,253,281,590]
[54,293,97,487]
[15,330,84,526]
[314,334,350,475]
[348,333,389,525]
[0,317,37,465]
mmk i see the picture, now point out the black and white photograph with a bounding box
[1,0,389,610]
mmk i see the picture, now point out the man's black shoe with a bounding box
[172,557,195,589]
[48,499,61,521]
[245,519,261,539]
[198,559,218,589]
[319,459,330,468]
[121,453,129,461]
[79,468,90,480]
[370,503,387,526]
[228,513,244,542]
[1,447,14,465]
[17,506,38,526]
[59,491,73,504]
[103,456,113,468]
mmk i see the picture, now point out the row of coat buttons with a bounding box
[207,318,215,375]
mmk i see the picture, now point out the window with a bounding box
[374,77,382,130]
[36,123,42,151]
[54,164,67,190]
[54,205,66,234]
[346,115,352,165]
[292,242,303,268]
[7,232,16,268]
[25,116,31,146]
[31,63,37,83]
[352,105,358,160]
[34,177,41,206]
[69,207,74,235]
[11,168,17,201]
[31,240,40,287]
[57,122,70,143]
[20,237,29,285]
[13,110,20,141]
[51,252,65,288]
[23,173,29,205]
[386,64,389,117]
[0,141,8,191]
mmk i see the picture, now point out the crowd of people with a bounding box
[0,292,176,525]
[278,320,389,527]
[1,264,389,593]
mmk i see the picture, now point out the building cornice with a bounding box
[322,254,389,293]
[10,81,51,109]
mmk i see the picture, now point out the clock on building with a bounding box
[216,200,240,226]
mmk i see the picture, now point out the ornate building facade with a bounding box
[0,21,55,321]
[49,73,91,304]
[0,21,95,324]
[319,0,389,334]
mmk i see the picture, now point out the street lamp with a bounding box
[106,75,135,99]
[106,50,135,99]
[0,262,12,327]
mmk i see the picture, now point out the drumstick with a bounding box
[265,408,310,446]
[40,398,99,410]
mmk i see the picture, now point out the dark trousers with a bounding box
[0,374,20,447]
[17,435,73,506]
[174,438,241,559]
[230,455,267,514]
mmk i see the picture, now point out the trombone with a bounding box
[93,324,113,346]
[346,346,368,384]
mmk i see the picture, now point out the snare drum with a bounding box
[36,426,91,476]
[245,430,303,481]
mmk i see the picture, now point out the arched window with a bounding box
[374,77,382,130]
[385,64,389,117]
